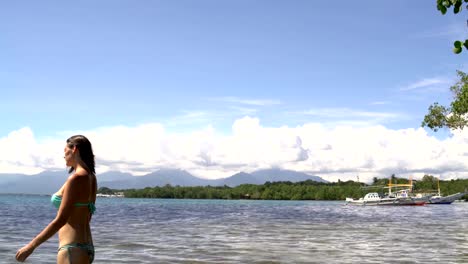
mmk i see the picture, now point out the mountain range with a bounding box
[0,168,327,194]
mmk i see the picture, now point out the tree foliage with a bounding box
[436,0,468,54]
[422,70,468,131]
[97,187,115,195]
[104,176,468,201]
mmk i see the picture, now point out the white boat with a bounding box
[345,192,395,206]
[346,177,428,206]
[346,190,427,206]
[429,192,467,204]
[427,178,467,204]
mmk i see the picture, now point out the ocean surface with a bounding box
[0,194,467,264]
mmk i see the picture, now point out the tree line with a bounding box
[99,175,468,201]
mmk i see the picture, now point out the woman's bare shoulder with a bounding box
[71,168,90,177]
[67,172,89,184]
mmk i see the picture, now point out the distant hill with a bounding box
[219,172,262,187]
[251,168,327,183]
[99,169,214,189]
[219,169,328,187]
[0,173,24,185]
[97,171,134,182]
[0,170,68,194]
[99,169,327,189]
[0,169,327,194]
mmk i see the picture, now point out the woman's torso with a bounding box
[55,172,97,246]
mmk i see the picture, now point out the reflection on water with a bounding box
[1,195,467,263]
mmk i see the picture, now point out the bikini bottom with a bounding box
[58,243,94,263]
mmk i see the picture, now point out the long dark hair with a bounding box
[67,135,95,174]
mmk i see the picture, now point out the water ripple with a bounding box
[0,195,467,263]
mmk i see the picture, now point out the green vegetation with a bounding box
[103,175,468,201]
[97,187,115,195]
[435,0,468,54]
[422,70,468,131]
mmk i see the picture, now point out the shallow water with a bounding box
[1,194,467,263]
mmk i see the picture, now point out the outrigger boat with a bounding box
[429,192,467,204]
[428,178,467,204]
[346,177,429,206]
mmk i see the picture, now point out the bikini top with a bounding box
[51,194,96,215]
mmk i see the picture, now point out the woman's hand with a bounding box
[15,244,35,262]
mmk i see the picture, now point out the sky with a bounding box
[1,1,468,183]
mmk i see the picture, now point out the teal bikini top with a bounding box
[51,194,96,215]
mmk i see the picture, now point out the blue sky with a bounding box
[1,1,468,181]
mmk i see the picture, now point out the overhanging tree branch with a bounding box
[422,70,468,131]
[436,0,468,54]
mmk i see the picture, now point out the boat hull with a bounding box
[346,198,426,206]
[429,192,467,204]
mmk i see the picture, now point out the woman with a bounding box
[16,135,97,264]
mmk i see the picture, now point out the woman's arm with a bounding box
[16,174,82,262]
[89,174,97,222]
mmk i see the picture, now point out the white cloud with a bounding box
[228,106,258,115]
[209,96,282,106]
[370,101,389,105]
[292,108,406,127]
[401,77,451,91]
[300,108,400,119]
[0,128,64,174]
[1,117,467,183]
[165,111,212,127]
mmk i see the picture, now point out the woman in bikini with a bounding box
[16,135,97,264]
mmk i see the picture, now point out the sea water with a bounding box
[0,194,467,263]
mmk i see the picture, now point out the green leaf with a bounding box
[440,5,447,14]
[454,1,462,12]
[464,40,468,50]
[422,103,449,132]
[443,0,451,7]
[454,47,462,54]
[454,40,462,48]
